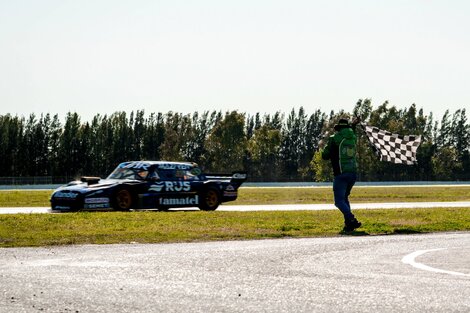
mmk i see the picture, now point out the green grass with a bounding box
[236,186,470,204]
[0,208,469,247]
[1,186,470,207]
[0,190,53,207]
[0,186,469,247]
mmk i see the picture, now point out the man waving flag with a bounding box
[362,124,422,165]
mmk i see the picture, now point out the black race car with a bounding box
[50,161,247,211]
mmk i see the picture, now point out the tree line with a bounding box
[0,99,469,182]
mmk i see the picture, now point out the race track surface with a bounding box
[1,232,469,312]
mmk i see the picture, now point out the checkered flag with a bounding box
[362,124,421,165]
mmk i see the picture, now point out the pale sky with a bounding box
[1,0,469,122]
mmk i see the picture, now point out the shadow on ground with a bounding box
[392,228,423,234]
[339,230,369,236]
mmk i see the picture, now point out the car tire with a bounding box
[198,186,221,211]
[112,188,134,211]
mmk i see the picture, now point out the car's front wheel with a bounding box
[198,187,221,211]
[112,188,134,211]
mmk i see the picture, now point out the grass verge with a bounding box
[1,186,470,207]
[1,208,469,247]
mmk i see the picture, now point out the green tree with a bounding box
[436,110,452,148]
[310,151,332,182]
[0,115,25,176]
[431,147,462,180]
[206,111,247,172]
[78,122,93,176]
[279,107,308,180]
[451,109,470,179]
[183,111,217,164]
[353,98,372,121]
[451,109,469,157]
[301,110,327,180]
[135,110,146,160]
[58,112,82,177]
[159,112,192,161]
[248,124,281,180]
[48,114,62,179]
[88,114,114,175]
[110,112,133,164]
[142,112,165,161]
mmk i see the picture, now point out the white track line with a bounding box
[402,249,470,277]
[2,201,470,214]
[223,201,470,211]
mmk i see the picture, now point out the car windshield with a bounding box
[107,167,148,180]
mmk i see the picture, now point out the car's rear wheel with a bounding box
[199,187,220,211]
[113,189,134,211]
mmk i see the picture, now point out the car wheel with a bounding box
[199,187,220,211]
[113,189,134,211]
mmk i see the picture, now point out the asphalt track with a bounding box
[1,232,469,312]
[2,201,470,214]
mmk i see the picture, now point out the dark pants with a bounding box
[333,172,357,222]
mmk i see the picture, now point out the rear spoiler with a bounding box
[204,171,247,183]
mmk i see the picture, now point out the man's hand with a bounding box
[352,116,361,126]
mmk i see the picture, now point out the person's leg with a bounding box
[335,173,361,231]
[344,172,357,212]
[333,174,355,222]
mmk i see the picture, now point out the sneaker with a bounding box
[343,218,362,232]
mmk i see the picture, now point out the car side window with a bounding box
[175,169,185,180]
[152,165,202,181]
[148,170,160,181]
[182,169,200,181]
[157,169,176,181]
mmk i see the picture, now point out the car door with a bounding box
[147,167,198,208]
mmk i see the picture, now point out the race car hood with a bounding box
[56,179,136,194]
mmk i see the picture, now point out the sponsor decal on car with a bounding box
[84,197,110,204]
[54,206,71,210]
[83,197,110,209]
[150,181,191,192]
[84,203,110,209]
[159,195,199,206]
[120,161,150,170]
[223,184,237,197]
[54,192,79,199]
[232,173,247,179]
[157,163,192,170]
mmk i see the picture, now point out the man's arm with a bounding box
[352,116,361,127]
[351,116,362,134]
[321,136,333,160]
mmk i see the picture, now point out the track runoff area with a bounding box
[1,233,469,312]
[1,186,469,311]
